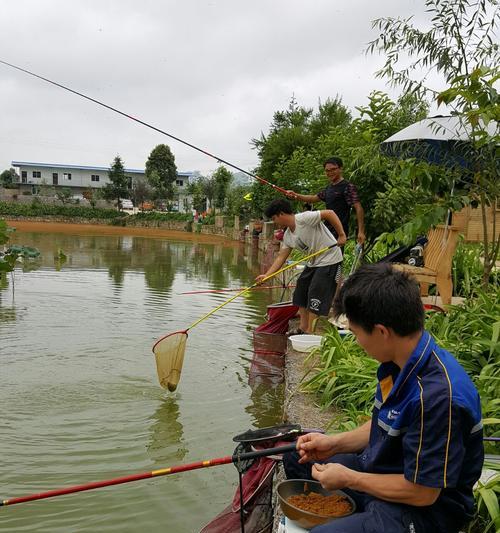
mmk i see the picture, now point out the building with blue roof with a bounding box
[11,161,196,212]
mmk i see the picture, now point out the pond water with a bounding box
[1,227,291,532]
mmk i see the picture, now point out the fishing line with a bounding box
[0,59,287,194]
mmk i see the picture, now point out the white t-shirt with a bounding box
[281,211,343,267]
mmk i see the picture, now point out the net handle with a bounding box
[186,244,335,331]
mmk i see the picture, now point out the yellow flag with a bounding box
[243,193,253,201]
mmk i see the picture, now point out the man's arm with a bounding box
[312,464,441,507]
[285,191,321,203]
[320,210,346,246]
[353,202,366,244]
[297,421,371,463]
[255,247,291,283]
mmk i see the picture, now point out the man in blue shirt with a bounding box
[284,264,483,532]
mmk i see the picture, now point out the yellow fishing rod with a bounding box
[152,244,336,391]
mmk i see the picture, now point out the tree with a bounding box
[368,0,499,285]
[201,176,215,211]
[250,96,352,214]
[55,187,73,204]
[226,185,252,220]
[212,166,233,210]
[131,177,152,208]
[187,180,207,213]
[145,144,177,201]
[103,155,129,207]
[251,91,429,250]
[0,168,16,187]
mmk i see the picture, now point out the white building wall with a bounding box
[15,163,144,190]
[12,161,195,211]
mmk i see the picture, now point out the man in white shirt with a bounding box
[256,199,346,334]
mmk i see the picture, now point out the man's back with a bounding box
[366,332,483,531]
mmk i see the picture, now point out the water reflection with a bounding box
[8,232,263,293]
[147,396,188,464]
[246,382,285,428]
[0,305,16,324]
[2,228,285,532]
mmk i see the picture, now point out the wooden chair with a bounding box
[393,225,460,305]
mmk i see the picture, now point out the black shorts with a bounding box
[292,263,341,316]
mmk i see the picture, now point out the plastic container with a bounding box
[288,335,323,352]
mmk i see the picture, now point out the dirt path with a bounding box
[5,220,234,244]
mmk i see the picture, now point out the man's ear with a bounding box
[373,324,391,339]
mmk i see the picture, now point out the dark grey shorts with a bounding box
[292,263,341,316]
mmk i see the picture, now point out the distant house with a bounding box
[11,161,195,212]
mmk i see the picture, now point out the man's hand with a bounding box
[357,232,366,245]
[336,233,347,247]
[312,463,356,491]
[255,274,267,284]
[296,433,339,464]
[285,190,298,199]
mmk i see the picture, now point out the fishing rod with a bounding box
[153,244,337,390]
[183,244,336,332]
[0,59,287,195]
[0,443,296,507]
[180,284,296,295]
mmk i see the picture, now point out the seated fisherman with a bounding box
[284,263,484,533]
[256,199,346,334]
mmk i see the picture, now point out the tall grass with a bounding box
[452,239,500,298]
[301,327,377,431]
[425,290,500,441]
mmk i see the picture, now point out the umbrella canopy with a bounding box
[381,115,497,169]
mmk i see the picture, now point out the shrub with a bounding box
[130,211,191,222]
[0,201,122,220]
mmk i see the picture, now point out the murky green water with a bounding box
[1,229,290,532]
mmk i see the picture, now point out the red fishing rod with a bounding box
[0,59,287,195]
[180,284,296,295]
[0,443,295,507]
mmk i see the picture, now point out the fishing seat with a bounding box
[393,225,460,305]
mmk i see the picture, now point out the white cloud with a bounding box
[0,0,434,176]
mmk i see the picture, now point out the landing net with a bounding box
[152,331,188,392]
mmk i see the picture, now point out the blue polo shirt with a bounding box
[359,331,484,530]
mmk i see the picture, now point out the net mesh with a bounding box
[152,331,188,391]
[249,302,298,386]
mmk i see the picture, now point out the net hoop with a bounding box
[152,330,189,391]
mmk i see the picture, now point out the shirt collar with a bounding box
[377,331,434,401]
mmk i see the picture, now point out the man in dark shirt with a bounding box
[283,264,484,533]
[286,157,365,245]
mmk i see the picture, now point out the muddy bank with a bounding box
[283,347,335,431]
[5,219,234,244]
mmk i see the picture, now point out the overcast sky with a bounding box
[0,1,439,176]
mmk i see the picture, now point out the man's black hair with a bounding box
[323,157,343,168]
[333,263,424,336]
[264,198,294,219]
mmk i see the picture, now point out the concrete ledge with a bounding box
[273,338,336,532]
